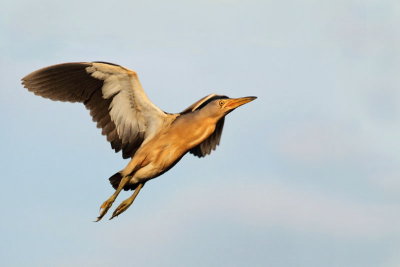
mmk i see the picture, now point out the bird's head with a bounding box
[218,96,257,113]
[200,95,257,120]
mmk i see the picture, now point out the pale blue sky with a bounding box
[1,0,400,266]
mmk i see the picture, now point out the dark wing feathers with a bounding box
[22,62,167,159]
[23,63,101,103]
[83,88,124,155]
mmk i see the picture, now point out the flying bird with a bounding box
[22,62,257,221]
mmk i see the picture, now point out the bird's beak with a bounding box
[225,96,257,110]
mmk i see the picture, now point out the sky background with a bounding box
[1,0,400,266]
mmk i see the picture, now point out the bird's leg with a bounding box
[110,183,145,220]
[95,175,131,222]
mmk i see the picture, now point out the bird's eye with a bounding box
[219,100,225,107]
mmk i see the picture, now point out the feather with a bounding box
[22,62,171,159]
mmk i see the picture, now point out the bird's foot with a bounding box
[95,197,115,222]
[109,183,144,220]
[109,198,133,220]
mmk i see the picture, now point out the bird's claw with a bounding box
[110,200,131,220]
[95,199,114,222]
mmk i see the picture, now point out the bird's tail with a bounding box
[109,172,122,189]
[108,172,140,191]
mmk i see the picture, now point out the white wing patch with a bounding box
[86,63,167,147]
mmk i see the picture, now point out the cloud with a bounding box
[272,120,369,166]
[109,178,399,244]
[209,180,399,239]
[369,172,400,194]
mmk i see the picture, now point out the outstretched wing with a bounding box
[182,94,227,158]
[22,62,169,159]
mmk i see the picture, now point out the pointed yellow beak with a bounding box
[225,96,257,110]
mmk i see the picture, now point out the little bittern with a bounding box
[22,62,257,221]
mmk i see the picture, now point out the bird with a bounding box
[21,61,257,221]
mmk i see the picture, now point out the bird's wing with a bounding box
[189,118,225,158]
[22,62,169,159]
[182,94,227,158]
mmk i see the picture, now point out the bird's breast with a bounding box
[128,118,217,179]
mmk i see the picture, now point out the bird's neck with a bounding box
[193,107,222,123]
[169,111,219,145]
